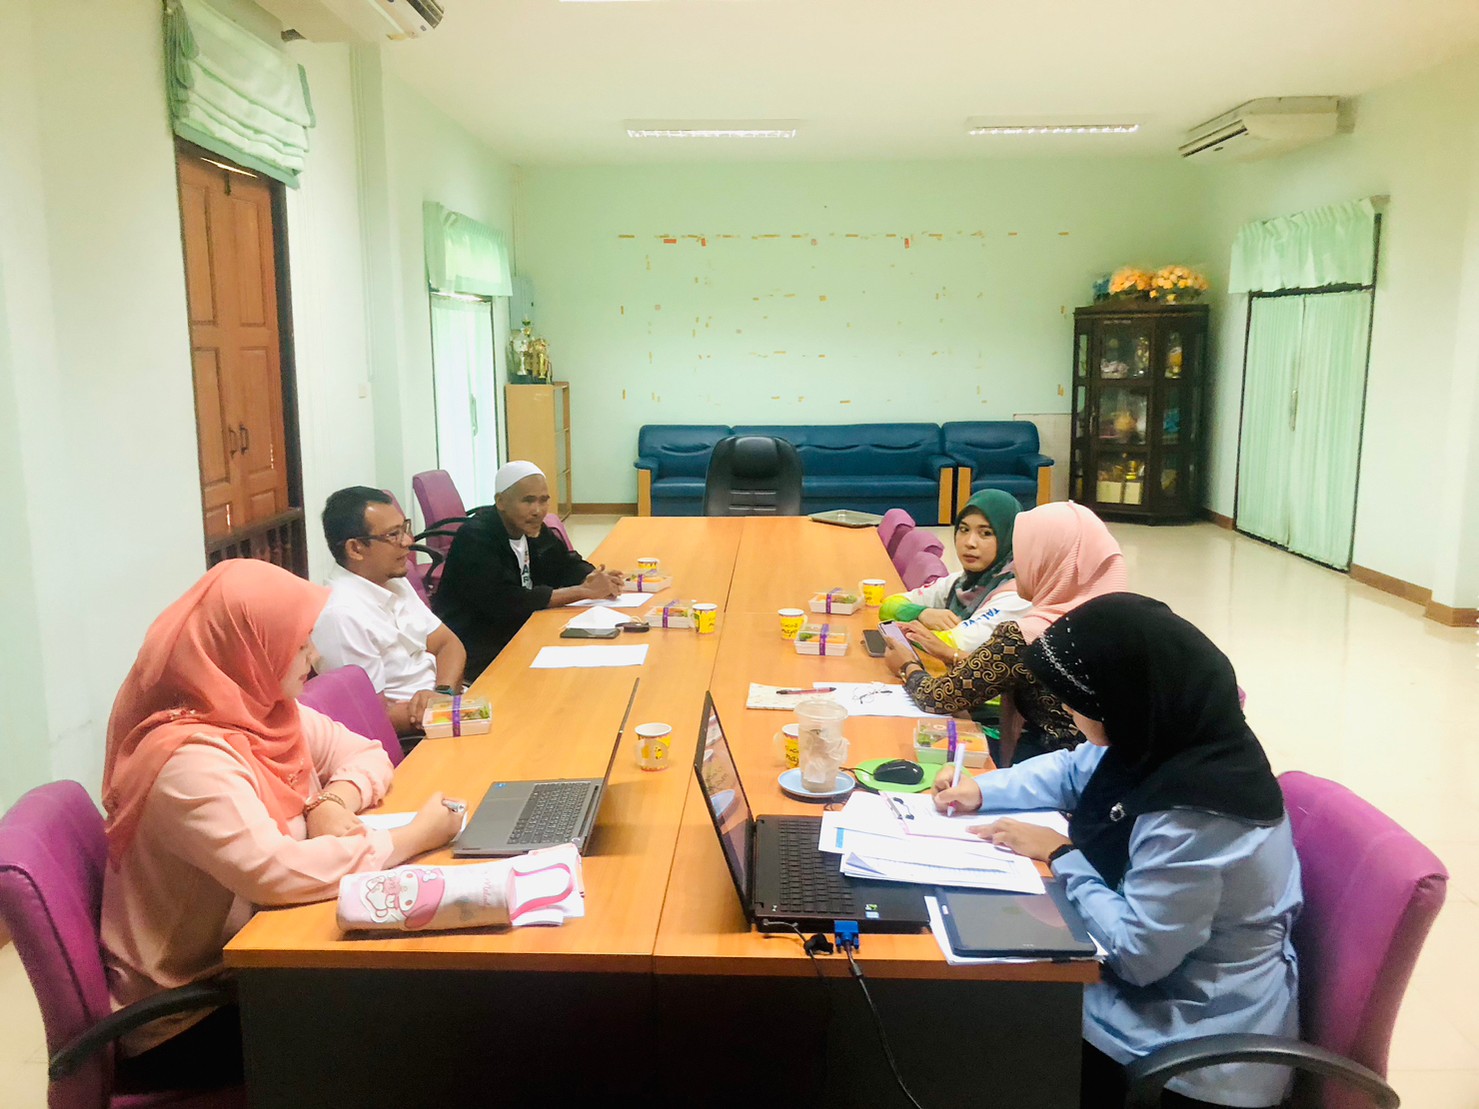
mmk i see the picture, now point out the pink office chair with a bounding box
[382,491,433,604]
[891,528,945,576]
[900,550,949,590]
[544,513,573,552]
[1125,772,1448,1109]
[299,666,405,767]
[411,471,469,555]
[0,781,244,1109]
[877,509,916,558]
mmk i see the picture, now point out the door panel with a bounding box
[177,175,219,326]
[229,195,268,327]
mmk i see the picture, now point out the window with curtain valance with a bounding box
[1228,198,1380,293]
[164,0,316,188]
[424,203,513,298]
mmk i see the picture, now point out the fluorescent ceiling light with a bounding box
[625,120,799,139]
[967,122,1140,136]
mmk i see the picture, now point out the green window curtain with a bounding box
[1228,198,1378,293]
[164,0,315,187]
[1285,291,1372,569]
[424,203,513,298]
[1236,296,1305,546]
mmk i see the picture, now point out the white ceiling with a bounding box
[377,0,1479,164]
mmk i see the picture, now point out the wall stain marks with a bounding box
[645,256,652,271]
[818,295,828,302]
[622,389,628,400]
[839,398,851,404]
[619,305,625,315]
[1058,385,1066,396]
[1007,232,1019,237]
[904,237,912,249]
[617,234,636,240]
[1058,231,1070,236]
[662,238,678,245]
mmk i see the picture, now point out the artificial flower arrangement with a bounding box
[1108,267,1153,297]
[1150,264,1209,302]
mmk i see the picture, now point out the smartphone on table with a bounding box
[863,629,887,657]
[560,626,620,639]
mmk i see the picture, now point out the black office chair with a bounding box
[702,435,804,516]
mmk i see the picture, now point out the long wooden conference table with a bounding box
[225,517,1095,1107]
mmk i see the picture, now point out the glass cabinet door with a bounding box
[1099,321,1152,381]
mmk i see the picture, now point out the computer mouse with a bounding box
[872,759,925,786]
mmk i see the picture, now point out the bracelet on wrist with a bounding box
[1048,843,1075,864]
[303,791,347,816]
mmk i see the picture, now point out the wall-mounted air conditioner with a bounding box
[257,0,444,43]
[1179,97,1344,161]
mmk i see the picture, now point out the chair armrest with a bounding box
[946,452,977,469]
[634,456,660,474]
[49,978,238,1080]
[1018,452,1054,476]
[1123,1033,1398,1109]
[926,453,955,477]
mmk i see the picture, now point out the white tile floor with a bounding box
[3,517,1476,1107]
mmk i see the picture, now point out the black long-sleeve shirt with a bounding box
[431,513,595,678]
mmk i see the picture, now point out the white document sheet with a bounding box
[361,810,469,835]
[745,683,841,711]
[530,645,649,669]
[826,792,1069,846]
[816,681,942,719]
[569,593,652,609]
[564,606,638,631]
[841,837,1045,894]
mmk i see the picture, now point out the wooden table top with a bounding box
[225,515,1094,984]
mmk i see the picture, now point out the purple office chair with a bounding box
[900,550,949,591]
[877,509,916,558]
[1126,771,1448,1109]
[299,666,405,767]
[0,781,243,1109]
[544,513,573,552]
[411,470,469,556]
[891,528,945,577]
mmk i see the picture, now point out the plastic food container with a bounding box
[913,718,990,767]
[644,599,696,628]
[624,571,673,594]
[793,623,850,656]
[809,589,862,615]
[420,694,492,739]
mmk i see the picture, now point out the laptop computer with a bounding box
[692,692,930,934]
[808,509,884,528]
[453,678,637,858]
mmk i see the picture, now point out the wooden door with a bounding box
[177,147,303,570]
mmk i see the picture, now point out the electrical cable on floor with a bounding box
[844,946,931,1109]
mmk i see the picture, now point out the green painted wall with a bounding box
[516,159,1211,505]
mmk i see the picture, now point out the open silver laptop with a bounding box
[453,679,637,858]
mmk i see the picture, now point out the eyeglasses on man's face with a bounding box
[355,520,415,545]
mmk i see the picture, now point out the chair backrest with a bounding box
[299,666,405,767]
[544,513,573,552]
[900,550,949,590]
[877,509,916,557]
[0,781,114,1109]
[411,471,468,557]
[942,420,1040,475]
[1279,771,1447,1107]
[703,435,804,516]
[890,527,945,574]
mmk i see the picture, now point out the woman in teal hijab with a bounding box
[878,490,1024,655]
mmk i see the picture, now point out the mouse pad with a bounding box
[852,758,934,794]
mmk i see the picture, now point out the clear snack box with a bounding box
[624,571,673,594]
[793,623,850,656]
[644,599,696,628]
[913,718,990,767]
[420,694,493,739]
[809,588,862,615]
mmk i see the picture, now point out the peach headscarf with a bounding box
[1011,502,1127,643]
[102,559,329,862]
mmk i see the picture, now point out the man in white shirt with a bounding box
[313,487,467,734]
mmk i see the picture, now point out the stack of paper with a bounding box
[816,682,943,719]
[564,606,639,631]
[530,645,649,669]
[569,593,651,609]
[816,793,1066,894]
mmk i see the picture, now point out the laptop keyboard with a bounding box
[775,818,857,914]
[508,781,590,845]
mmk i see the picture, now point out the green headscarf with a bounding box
[945,489,1020,618]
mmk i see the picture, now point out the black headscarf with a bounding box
[1022,593,1284,889]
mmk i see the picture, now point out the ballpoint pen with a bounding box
[776,686,836,695]
[945,742,968,818]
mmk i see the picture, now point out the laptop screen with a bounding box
[692,692,755,911]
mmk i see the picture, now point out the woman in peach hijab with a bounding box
[100,559,461,1091]
[882,502,1126,764]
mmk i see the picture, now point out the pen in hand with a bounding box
[945,743,968,818]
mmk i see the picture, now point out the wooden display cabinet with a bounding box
[504,381,572,517]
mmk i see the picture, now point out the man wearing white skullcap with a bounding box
[432,461,625,677]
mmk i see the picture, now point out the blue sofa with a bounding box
[636,423,954,522]
[944,421,1054,510]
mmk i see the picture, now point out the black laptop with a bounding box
[454,680,637,858]
[692,692,930,934]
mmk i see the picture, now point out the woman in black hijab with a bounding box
[933,594,1302,1109]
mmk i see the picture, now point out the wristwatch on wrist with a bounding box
[302,791,347,816]
[1048,843,1075,864]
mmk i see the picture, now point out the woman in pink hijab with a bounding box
[882,502,1127,764]
[100,559,462,1092]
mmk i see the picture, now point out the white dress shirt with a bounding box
[313,565,443,700]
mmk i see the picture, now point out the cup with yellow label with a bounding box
[636,556,661,574]
[773,723,800,768]
[778,607,805,639]
[860,579,887,607]
[693,603,718,635]
[635,722,672,771]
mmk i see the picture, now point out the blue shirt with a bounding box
[974,745,1303,1107]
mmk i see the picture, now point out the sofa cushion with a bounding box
[637,425,733,478]
[943,421,1042,475]
[651,477,707,499]
[733,424,942,478]
[804,476,938,498]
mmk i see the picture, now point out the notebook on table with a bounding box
[692,692,929,934]
[453,679,638,858]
